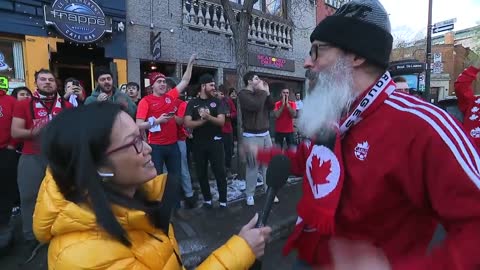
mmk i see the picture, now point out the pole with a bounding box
[424,0,433,100]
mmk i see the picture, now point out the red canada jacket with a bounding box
[257,91,480,269]
[454,66,480,149]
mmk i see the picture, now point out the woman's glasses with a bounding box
[106,135,144,155]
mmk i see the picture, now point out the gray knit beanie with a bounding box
[310,0,393,69]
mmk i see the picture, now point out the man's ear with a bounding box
[352,55,367,68]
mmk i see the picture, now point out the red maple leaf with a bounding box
[310,155,332,185]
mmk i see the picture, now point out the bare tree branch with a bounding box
[243,0,258,14]
[220,0,239,33]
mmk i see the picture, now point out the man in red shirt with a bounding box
[136,54,196,178]
[0,88,18,254]
[454,63,480,149]
[273,88,297,149]
[11,69,71,249]
[246,0,480,269]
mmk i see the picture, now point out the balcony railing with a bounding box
[182,0,293,49]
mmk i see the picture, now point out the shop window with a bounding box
[0,39,26,93]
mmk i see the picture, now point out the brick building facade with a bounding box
[126,0,317,98]
[391,32,480,101]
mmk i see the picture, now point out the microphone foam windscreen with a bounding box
[265,154,291,190]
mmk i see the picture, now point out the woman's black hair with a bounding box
[11,87,31,99]
[41,102,177,246]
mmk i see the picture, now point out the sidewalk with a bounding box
[175,181,302,269]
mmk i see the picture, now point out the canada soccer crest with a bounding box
[165,97,171,104]
[210,102,216,108]
[471,127,480,138]
[37,110,48,117]
[305,145,341,199]
[354,141,370,161]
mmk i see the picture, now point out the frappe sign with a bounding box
[44,0,112,43]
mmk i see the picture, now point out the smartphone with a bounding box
[167,111,176,117]
[72,80,80,87]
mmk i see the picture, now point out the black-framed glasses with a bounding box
[309,43,332,61]
[106,135,144,155]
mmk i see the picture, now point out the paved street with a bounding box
[263,236,297,270]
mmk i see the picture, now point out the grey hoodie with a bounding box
[84,86,137,118]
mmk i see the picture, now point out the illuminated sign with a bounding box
[44,0,112,43]
[248,53,295,72]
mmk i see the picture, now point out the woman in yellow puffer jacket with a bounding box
[33,102,271,270]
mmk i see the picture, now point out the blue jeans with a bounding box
[177,140,194,197]
[150,143,181,176]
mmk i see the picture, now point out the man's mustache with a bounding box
[305,69,318,81]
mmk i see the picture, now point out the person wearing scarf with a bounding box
[247,0,480,269]
[11,69,72,255]
[0,87,18,255]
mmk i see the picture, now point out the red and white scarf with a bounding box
[31,91,64,129]
[283,72,396,263]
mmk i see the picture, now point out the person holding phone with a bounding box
[63,78,86,107]
[135,54,196,185]
[84,67,137,118]
[273,88,296,150]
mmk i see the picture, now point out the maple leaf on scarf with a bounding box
[310,154,332,185]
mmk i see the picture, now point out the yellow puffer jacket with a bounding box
[33,170,256,270]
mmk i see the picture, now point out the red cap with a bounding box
[148,72,166,85]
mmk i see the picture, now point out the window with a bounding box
[0,39,26,93]
[231,0,285,16]
[265,0,283,16]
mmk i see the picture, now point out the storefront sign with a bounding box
[44,0,112,43]
[248,53,295,72]
[0,76,8,90]
[389,62,425,74]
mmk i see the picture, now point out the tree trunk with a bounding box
[220,0,256,179]
[233,13,251,179]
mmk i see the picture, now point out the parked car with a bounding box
[437,98,464,123]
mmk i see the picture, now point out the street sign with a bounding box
[433,24,454,34]
[433,18,456,34]
[434,18,457,28]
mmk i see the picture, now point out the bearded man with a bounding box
[246,0,480,269]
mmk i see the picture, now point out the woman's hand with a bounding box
[238,213,272,258]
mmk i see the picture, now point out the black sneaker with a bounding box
[219,202,227,208]
[185,196,197,209]
[11,206,21,217]
[202,202,213,209]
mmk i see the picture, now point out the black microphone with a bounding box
[250,154,291,270]
[256,154,291,228]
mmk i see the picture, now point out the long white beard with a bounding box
[298,56,358,138]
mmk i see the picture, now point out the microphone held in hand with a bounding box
[256,154,291,228]
[250,154,290,270]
